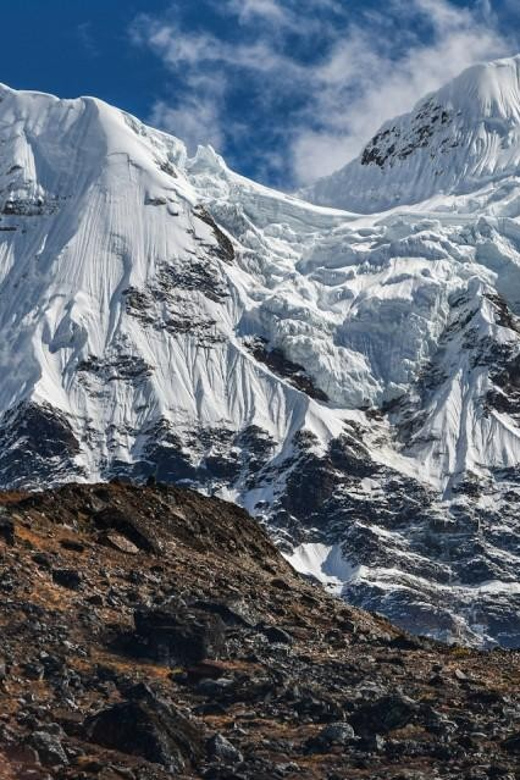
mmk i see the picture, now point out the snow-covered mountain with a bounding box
[303,54,520,214]
[3,56,520,647]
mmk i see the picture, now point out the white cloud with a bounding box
[132,16,300,75]
[221,0,345,33]
[150,97,225,151]
[225,0,288,24]
[130,11,305,152]
[292,0,514,183]
[131,0,516,184]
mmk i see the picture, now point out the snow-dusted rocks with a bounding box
[2,60,520,646]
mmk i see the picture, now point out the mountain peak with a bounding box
[303,54,520,213]
[438,54,520,120]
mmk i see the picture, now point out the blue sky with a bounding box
[1,1,519,188]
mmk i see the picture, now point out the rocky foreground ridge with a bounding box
[0,482,519,780]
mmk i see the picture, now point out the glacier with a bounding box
[2,56,520,646]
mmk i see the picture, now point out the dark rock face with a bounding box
[0,515,15,545]
[246,337,329,402]
[51,568,82,590]
[194,205,235,264]
[93,506,162,554]
[361,100,453,170]
[85,684,204,771]
[120,207,232,351]
[2,194,58,217]
[122,420,275,497]
[132,606,226,665]
[138,419,202,484]
[123,277,226,345]
[77,354,153,383]
[156,260,229,304]
[0,401,82,488]
[351,694,417,736]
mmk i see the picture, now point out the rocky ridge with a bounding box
[0,482,520,780]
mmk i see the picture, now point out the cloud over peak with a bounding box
[131,0,516,187]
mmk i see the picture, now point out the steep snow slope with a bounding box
[303,55,520,213]
[2,67,520,646]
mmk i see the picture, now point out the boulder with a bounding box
[318,722,356,745]
[30,731,69,767]
[93,507,161,553]
[207,733,243,764]
[0,517,15,546]
[261,625,294,645]
[85,684,203,772]
[101,530,140,555]
[193,599,258,628]
[306,721,356,753]
[351,694,417,736]
[503,732,520,753]
[133,605,225,666]
[51,568,82,590]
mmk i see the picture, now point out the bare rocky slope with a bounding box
[1,481,520,780]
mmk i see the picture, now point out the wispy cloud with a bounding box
[77,21,99,58]
[225,0,288,25]
[150,96,225,152]
[129,9,303,155]
[294,0,513,183]
[131,0,516,186]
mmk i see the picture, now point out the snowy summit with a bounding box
[304,55,520,212]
